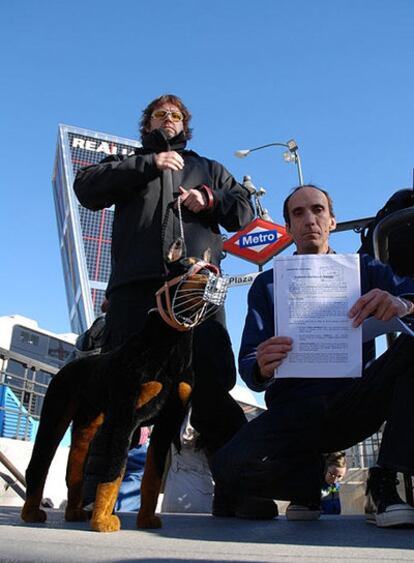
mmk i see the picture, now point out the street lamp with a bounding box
[235,139,304,186]
[241,175,274,221]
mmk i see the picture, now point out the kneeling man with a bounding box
[212,185,414,528]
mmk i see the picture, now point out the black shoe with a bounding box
[365,467,414,528]
[286,501,321,521]
[212,487,278,520]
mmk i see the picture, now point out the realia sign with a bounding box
[223,218,292,265]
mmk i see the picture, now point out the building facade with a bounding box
[0,315,76,440]
[52,124,141,334]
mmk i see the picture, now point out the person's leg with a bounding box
[317,334,414,527]
[191,310,277,519]
[190,309,247,454]
[212,333,414,525]
[317,334,414,458]
[211,393,327,505]
[213,335,414,524]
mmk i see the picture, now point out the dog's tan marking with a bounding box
[178,382,192,405]
[91,472,124,532]
[136,381,163,409]
[65,413,104,521]
[137,445,162,529]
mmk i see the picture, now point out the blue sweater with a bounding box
[239,254,414,406]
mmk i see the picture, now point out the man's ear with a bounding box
[285,223,291,235]
[329,217,337,232]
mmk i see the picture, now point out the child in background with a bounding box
[321,452,347,515]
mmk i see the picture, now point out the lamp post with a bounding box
[241,175,274,222]
[235,139,304,186]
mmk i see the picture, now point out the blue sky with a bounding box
[1,1,413,400]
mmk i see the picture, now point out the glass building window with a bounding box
[20,331,39,347]
[55,127,140,332]
[47,339,73,366]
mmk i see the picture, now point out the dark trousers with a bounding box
[211,334,414,503]
[103,281,246,450]
[83,282,246,502]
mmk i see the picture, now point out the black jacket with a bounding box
[74,130,254,295]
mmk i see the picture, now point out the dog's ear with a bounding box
[167,238,184,263]
[203,248,212,263]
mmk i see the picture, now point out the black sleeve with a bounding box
[74,153,158,210]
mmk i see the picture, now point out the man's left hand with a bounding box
[349,289,411,327]
[178,186,207,213]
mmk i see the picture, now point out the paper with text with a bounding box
[274,254,362,378]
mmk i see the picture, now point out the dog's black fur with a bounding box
[21,244,213,532]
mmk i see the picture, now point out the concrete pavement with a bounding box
[1,506,414,562]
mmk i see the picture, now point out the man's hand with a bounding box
[256,336,293,380]
[154,151,184,171]
[178,186,207,213]
[348,289,411,327]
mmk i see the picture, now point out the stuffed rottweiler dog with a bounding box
[21,240,226,532]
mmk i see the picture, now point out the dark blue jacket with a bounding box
[321,482,341,514]
[239,254,414,406]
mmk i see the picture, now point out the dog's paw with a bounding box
[65,507,90,522]
[21,506,47,523]
[136,513,162,529]
[91,514,121,533]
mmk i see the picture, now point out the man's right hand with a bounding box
[256,336,293,379]
[154,151,184,171]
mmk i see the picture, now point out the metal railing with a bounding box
[0,450,27,501]
[0,347,58,441]
[0,348,60,503]
[346,430,383,469]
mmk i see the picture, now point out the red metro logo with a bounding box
[223,218,292,265]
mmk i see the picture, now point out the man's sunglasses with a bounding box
[151,109,184,122]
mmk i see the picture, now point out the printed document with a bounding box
[274,254,362,378]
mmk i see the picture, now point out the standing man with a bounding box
[212,184,414,528]
[74,94,275,518]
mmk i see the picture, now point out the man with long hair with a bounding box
[75,95,276,518]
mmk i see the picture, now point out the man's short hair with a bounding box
[139,94,193,140]
[283,184,335,226]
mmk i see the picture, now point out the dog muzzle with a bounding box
[156,262,229,331]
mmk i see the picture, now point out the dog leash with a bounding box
[176,195,186,255]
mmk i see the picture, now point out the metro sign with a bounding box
[223,218,292,265]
